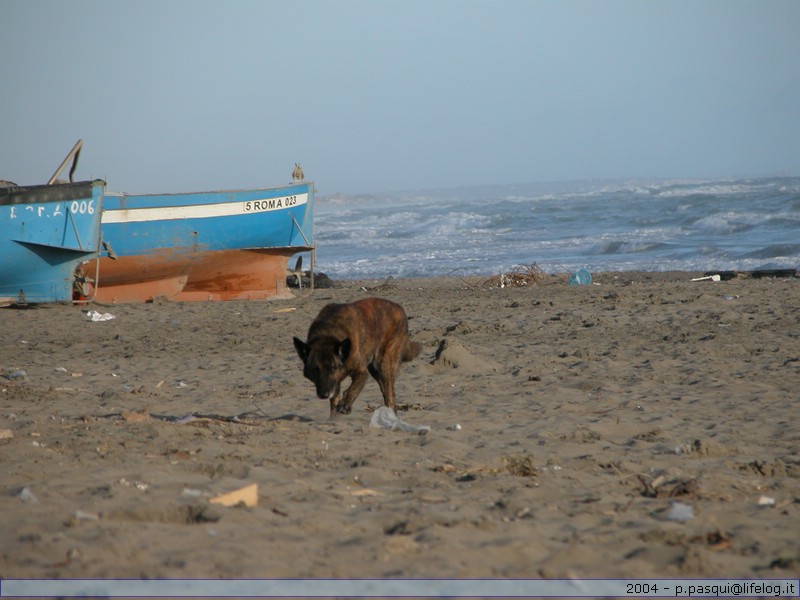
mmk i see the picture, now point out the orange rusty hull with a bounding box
[87,248,296,303]
[89,180,315,303]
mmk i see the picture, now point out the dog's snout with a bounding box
[315,381,336,400]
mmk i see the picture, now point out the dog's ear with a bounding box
[338,338,352,362]
[293,337,309,363]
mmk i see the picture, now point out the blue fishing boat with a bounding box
[86,179,315,302]
[0,179,105,304]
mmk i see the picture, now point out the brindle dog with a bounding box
[293,298,421,417]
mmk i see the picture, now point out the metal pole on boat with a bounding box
[48,139,83,184]
[291,214,316,292]
[310,245,316,291]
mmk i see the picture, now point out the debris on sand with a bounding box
[484,263,544,288]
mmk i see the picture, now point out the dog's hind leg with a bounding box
[371,360,400,412]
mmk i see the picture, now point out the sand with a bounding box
[1,272,798,582]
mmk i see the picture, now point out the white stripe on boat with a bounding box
[102,193,309,224]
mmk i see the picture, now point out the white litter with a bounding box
[665,501,694,522]
[19,487,39,504]
[370,406,430,435]
[87,310,116,322]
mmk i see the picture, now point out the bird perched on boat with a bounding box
[292,163,304,182]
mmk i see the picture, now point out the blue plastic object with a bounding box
[568,268,592,286]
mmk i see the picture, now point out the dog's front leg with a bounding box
[335,370,368,416]
[328,382,343,418]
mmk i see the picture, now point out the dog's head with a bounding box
[293,337,351,399]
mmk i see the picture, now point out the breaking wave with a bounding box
[313,176,800,278]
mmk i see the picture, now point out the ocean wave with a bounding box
[739,244,800,260]
[590,240,674,256]
[311,176,800,278]
[693,212,763,235]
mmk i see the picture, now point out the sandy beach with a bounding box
[1,271,798,582]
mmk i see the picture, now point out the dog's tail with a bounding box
[402,340,422,362]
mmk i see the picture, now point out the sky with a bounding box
[2,0,798,195]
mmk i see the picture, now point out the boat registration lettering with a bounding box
[5,200,94,219]
[243,195,300,213]
[70,199,96,215]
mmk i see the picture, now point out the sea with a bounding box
[311,176,800,280]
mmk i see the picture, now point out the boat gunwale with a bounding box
[0,180,106,206]
[103,180,314,200]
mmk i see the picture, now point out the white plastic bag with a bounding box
[370,406,430,435]
[87,310,116,322]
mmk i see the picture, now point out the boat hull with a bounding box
[94,247,298,302]
[0,181,104,303]
[87,182,314,302]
